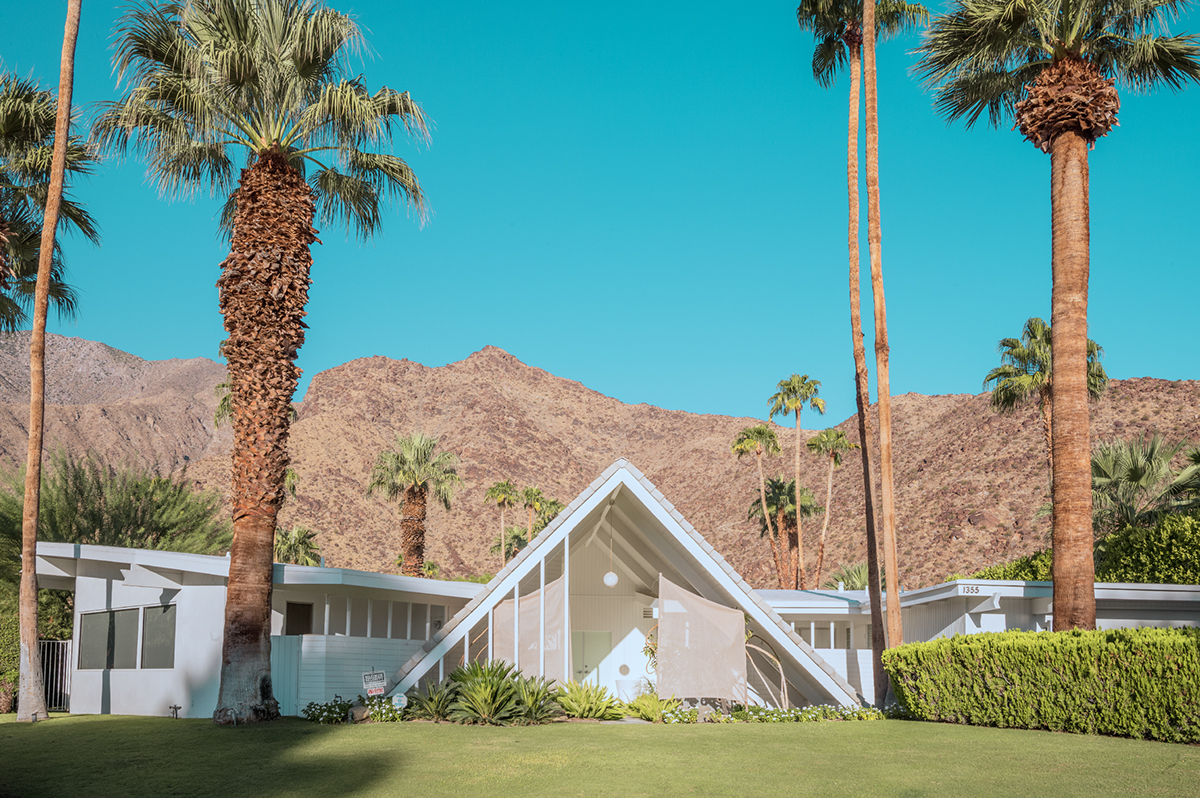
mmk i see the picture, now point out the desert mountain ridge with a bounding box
[1,331,1197,589]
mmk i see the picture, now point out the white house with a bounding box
[34,458,1200,716]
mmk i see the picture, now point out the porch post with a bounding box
[406,603,413,639]
[464,628,470,666]
[323,596,330,636]
[487,607,493,661]
[539,558,546,677]
[386,602,394,639]
[367,599,374,638]
[345,597,351,636]
[512,584,519,671]
[563,535,570,680]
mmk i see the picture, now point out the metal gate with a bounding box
[39,639,72,712]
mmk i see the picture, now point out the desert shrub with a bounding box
[406,679,458,722]
[515,675,562,724]
[725,704,884,723]
[661,706,699,724]
[949,548,1053,581]
[301,696,353,724]
[622,691,680,723]
[556,680,624,720]
[882,627,1200,743]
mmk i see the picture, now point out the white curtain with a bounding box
[657,576,747,702]
[492,574,569,684]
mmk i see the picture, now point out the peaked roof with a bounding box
[392,458,863,706]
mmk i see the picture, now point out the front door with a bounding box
[570,630,612,686]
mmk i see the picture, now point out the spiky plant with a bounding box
[96,0,428,723]
[917,0,1200,631]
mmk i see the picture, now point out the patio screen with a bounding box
[656,576,747,702]
[492,575,568,684]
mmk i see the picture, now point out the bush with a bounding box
[301,696,354,724]
[1095,512,1200,584]
[882,627,1200,743]
[950,548,1054,581]
[360,694,403,722]
[556,680,624,720]
[622,691,680,723]
[448,666,521,726]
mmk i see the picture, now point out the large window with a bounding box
[78,604,177,670]
[142,605,177,669]
[78,609,139,670]
[284,602,313,636]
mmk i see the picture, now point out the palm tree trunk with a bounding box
[1049,129,1096,630]
[862,0,903,653]
[1039,387,1054,482]
[18,0,80,723]
[756,454,783,588]
[816,455,836,584]
[847,38,888,707]
[400,485,428,577]
[499,506,506,568]
[793,411,804,589]
[213,148,315,724]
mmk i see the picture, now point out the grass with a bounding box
[1,714,1198,797]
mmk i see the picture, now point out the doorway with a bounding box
[570,631,612,686]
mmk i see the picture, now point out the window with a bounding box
[79,609,139,670]
[285,602,313,636]
[142,605,177,669]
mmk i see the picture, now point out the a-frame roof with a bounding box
[393,458,863,707]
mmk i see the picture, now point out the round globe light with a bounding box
[603,571,618,588]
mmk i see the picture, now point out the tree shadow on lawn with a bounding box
[0,715,401,798]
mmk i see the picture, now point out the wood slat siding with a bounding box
[271,635,427,715]
[902,597,967,643]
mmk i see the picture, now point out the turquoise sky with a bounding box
[3,2,1197,425]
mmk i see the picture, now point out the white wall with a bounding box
[70,561,226,719]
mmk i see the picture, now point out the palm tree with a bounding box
[768,374,825,588]
[15,0,84,725]
[520,486,546,541]
[821,561,870,590]
[273,525,320,566]
[489,525,530,562]
[747,476,823,588]
[367,433,461,579]
[806,428,859,586]
[97,0,428,722]
[797,0,925,701]
[0,72,94,331]
[484,480,519,568]
[732,425,783,587]
[1091,434,1194,536]
[535,498,566,533]
[984,317,1108,478]
[916,0,1200,630]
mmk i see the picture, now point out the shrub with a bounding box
[360,694,403,722]
[448,669,521,726]
[1095,512,1200,584]
[301,696,353,724]
[406,679,458,722]
[622,691,680,723]
[556,680,624,720]
[882,628,1200,743]
[661,706,699,724]
[515,675,562,724]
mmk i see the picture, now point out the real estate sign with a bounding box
[363,670,387,697]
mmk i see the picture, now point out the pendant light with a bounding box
[603,507,618,588]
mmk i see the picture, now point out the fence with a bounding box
[39,639,72,712]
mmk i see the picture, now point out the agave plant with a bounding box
[622,691,680,723]
[555,680,625,721]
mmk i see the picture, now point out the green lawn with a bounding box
[2,714,1197,798]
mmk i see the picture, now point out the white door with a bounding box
[570,631,612,686]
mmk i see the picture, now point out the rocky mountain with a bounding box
[2,333,1197,589]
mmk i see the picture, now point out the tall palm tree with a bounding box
[797,0,925,702]
[747,476,823,588]
[15,0,84,725]
[97,0,428,722]
[732,425,783,586]
[520,486,546,541]
[916,0,1200,630]
[806,428,859,586]
[367,432,461,579]
[273,525,320,566]
[984,317,1107,477]
[484,480,519,568]
[768,374,825,588]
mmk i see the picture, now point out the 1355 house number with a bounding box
[962,585,981,594]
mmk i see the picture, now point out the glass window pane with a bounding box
[78,612,109,670]
[142,605,176,669]
[285,602,313,636]
[112,608,139,669]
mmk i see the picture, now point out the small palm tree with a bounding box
[484,480,520,568]
[984,317,1107,477]
[367,433,461,578]
[535,498,566,534]
[916,0,1200,632]
[747,476,823,588]
[96,0,428,721]
[489,525,530,562]
[732,425,783,586]
[1091,434,1194,536]
[806,428,859,587]
[821,561,871,591]
[769,374,825,588]
[520,486,546,541]
[274,525,320,566]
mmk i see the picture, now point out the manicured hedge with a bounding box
[881,628,1200,743]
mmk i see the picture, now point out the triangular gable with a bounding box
[392,458,863,707]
